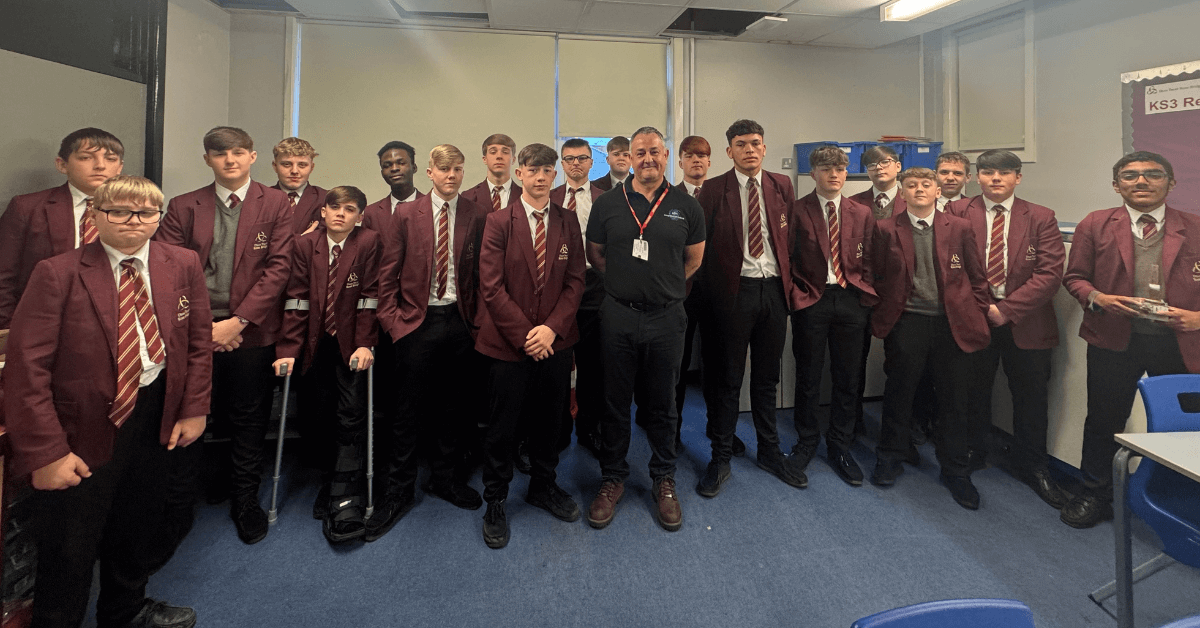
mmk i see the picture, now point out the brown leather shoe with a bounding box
[653,477,683,532]
[587,480,624,529]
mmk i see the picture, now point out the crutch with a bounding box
[267,363,292,524]
[365,348,375,519]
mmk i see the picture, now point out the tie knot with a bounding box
[531,209,545,221]
[569,187,579,195]
[918,219,929,228]
[1138,213,1156,225]
[493,186,503,195]
[86,198,94,210]
[826,201,836,213]
[120,259,137,274]
[747,177,758,189]
[288,191,298,199]
[332,244,341,257]
[876,193,886,203]
[228,193,241,207]
[442,202,450,212]
[993,204,1006,213]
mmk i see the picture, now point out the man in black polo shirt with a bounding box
[584,127,706,533]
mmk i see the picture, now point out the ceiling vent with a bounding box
[664,8,769,37]
[389,0,488,23]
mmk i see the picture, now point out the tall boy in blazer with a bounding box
[694,119,804,497]
[361,141,425,231]
[870,168,991,510]
[550,138,606,455]
[270,137,326,235]
[155,126,294,545]
[1061,151,1200,528]
[0,127,125,328]
[789,145,878,487]
[461,133,522,213]
[476,144,586,549]
[368,144,488,541]
[945,150,1067,510]
[4,176,210,628]
[274,186,380,544]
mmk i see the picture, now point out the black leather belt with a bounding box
[613,297,677,312]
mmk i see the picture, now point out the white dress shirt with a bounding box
[563,181,593,269]
[390,189,420,214]
[682,181,702,197]
[215,180,252,208]
[872,185,898,208]
[936,193,965,212]
[488,179,514,209]
[734,169,779,278]
[429,194,458,306]
[101,240,164,386]
[521,197,552,250]
[985,195,1016,299]
[1127,204,1167,240]
[327,233,348,265]
[817,192,843,286]
[69,183,92,249]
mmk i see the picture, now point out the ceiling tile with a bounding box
[807,17,933,47]
[578,1,685,35]
[490,0,588,29]
[396,0,487,11]
[689,0,795,11]
[736,14,861,44]
[779,0,883,18]
[914,0,1025,24]
[285,0,399,20]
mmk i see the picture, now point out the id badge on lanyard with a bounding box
[623,184,670,262]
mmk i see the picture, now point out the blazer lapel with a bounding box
[896,211,916,286]
[79,244,120,363]
[969,197,989,261]
[233,182,265,271]
[763,175,789,262]
[314,235,330,314]
[809,197,832,260]
[1006,200,1031,272]
[1163,206,1186,286]
[1110,209,1135,279]
[416,197,435,284]
[47,184,76,253]
[452,199,473,280]
[149,243,178,345]
[194,184,217,262]
[513,207,539,287]
[724,173,745,251]
[545,206,565,284]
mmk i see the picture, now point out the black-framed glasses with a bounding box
[1118,170,1168,182]
[866,158,897,171]
[96,208,163,224]
[562,155,592,164]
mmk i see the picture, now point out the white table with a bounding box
[1112,431,1200,628]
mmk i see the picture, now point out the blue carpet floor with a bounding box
[130,396,1199,628]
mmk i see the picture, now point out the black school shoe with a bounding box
[116,599,196,628]
[482,500,510,549]
[323,495,366,544]
[940,472,981,510]
[1060,494,1113,529]
[230,494,268,545]
[525,481,580,522]
[423,479,483,510]
[363,488,416,542]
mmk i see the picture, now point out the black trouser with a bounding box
[598,297,686,482]
[966,324,1053,472]
[878,313,973,477]
[483,350,572,502]
[675,289,703,426]
[211,344,277,498]
[382,304,479,494]
[560,306,603,447]
[701,277,788,464]
[309,334,368,501]
[371,330,399,477]
[857,320,937,435]
[792,285,870,453]
[31,375,169,628]
[1081,333,1187,495]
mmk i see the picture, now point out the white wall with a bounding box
[694,38,923,198]
[229,13,289,186]
[163,0,230,197]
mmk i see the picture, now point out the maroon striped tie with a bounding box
[436,203,450,299]
[567,188,578,212]
[325,244,340,336]
[533,209,547,291]
[110,260,165,427]
[828,201,846,288]
[987,205,1007,289]
[747,178,764,258]
[288,191,298,206]
[80,199,98,246]
[875,193,887,213]
[491,186,502,213]
[1138,214,1157,239]
[228,193,241,208]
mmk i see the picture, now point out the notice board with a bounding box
[1123,60,1200,213]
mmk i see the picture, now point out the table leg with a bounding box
[1114,446,1134,628]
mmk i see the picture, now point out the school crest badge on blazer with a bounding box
[779,213,787,229]
[558,243,569,261]
[1192,260,1200,282]
[856,242,864,259]
[346,272,360,289]
[253,231,269,251]
[177,295,190,321]
[1026,245,1037,261]
[950,253,962,269]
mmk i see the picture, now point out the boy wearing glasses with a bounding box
[551,139,606,454]
[4,175,210,628]
[0,128,125,328]
[156,126,294,545]
[274,186,379,544]
[850,146,907,220]
[1062,151,1200,528]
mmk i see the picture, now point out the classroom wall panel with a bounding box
[230,14,289,186]
[558,38,668,139]
[298,24,556,201]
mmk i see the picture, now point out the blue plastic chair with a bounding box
[1131,375,1200,571]
[1159,616,1200,628]
[850,598,1034,628]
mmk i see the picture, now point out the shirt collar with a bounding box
[816,191,841,211]
[567,180,591,194]
[216,180,252,206]
[872,185,897,203]
[487,177,510,193]
[68,183,91,209]
[1126,203,1166,226]
[734,169,763,190]
[985,195,1016,213]
[906,210,936,228]
[521,196,550,218]
[101,239,151,275]
[623,177,669,200]
[327,232,347,252]
[431,192,459,213]
[611,173,627,187]
[280,182,307,198]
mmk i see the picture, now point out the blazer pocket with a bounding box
[244,222,276,257]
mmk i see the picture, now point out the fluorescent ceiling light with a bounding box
[880,0,963,21]
[746,15,788,31]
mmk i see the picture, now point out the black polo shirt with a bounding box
[586,178,705,305]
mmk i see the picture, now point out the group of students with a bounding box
[1,119,1197,628]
